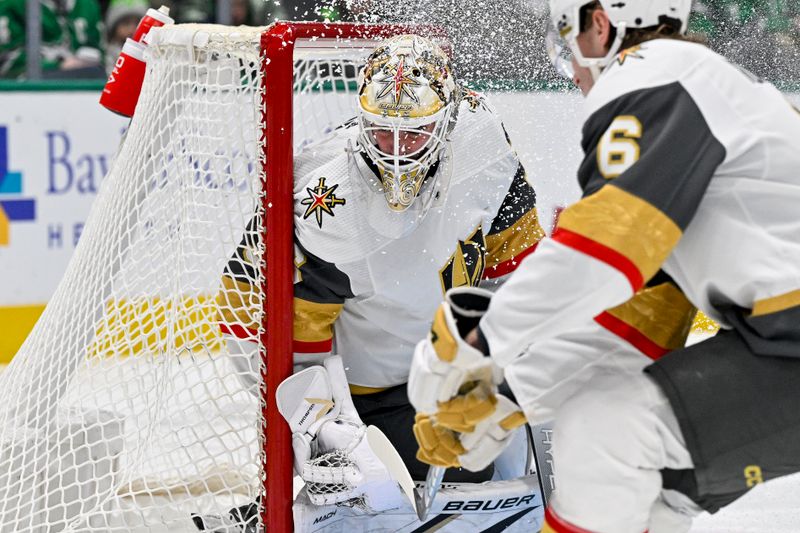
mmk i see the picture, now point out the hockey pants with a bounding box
[545,370,700,533]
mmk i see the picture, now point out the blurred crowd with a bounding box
[689,0,800,82]
[0,0,798,83]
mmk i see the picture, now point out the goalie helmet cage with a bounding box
[0,22,447,533]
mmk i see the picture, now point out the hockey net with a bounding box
[0,22,445,532]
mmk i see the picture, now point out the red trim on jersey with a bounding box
[293,338,333,354]
[483,242,539,279]
[552,228,644,291]
[219,323,258,340]
[543,508,598,533]
[593,312,669,361]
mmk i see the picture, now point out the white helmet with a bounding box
[357,34,458,212]
[547,0,692,79]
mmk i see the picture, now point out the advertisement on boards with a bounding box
[0,92,129,304]
[0,90,129,359]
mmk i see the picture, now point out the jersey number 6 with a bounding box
[597,115,642,179]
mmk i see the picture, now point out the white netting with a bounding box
[0,23,380,532]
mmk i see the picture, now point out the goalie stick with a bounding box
[528,421,556,507]
[418,465,446,521]
[365,425,423,515]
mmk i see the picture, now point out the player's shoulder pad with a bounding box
[448,88,517,188]
[459,87,496,115]
[294,137,363,232]
[586,39,714,117]
[294,119,358,179]
[294,143,400,265]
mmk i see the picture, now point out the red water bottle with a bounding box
[132,6,174,43]
[99,6,173,117]
[99,39,147,117]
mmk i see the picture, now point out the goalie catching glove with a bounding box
[276,356,404,513]
[414,393,526,471]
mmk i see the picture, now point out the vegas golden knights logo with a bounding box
[439,225,486,294]
[301,177,346,228]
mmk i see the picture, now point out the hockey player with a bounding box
[407,0,800,532]
[213,33,545,525]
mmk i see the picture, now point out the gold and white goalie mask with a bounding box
[357,34,459,214]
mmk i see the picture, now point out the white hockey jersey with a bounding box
[480,39,800,409]
[219,94,544,388]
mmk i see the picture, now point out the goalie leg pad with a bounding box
[293,476,544,533]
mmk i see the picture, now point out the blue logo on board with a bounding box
[0,125,36,246]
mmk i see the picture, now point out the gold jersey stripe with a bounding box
[349,384,389,395]
[752,289,800,317]
[485,207,546,268]
[605,282,696,351]
[692,311,719,334]
[217,278,344,344]
[557,185,682,283]
[216,275,260,331]
[293,297,344,343]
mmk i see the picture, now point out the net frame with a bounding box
[0,18,446,532]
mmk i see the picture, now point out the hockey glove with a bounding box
[408,286,502,417]
[276,356,404,512]
[414,394,527,472]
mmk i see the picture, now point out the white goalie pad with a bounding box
[293,475,544,533]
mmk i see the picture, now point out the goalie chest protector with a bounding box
[293,102,524,388]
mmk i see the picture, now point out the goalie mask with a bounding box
[546,0,691,80]
[357,34,459,213]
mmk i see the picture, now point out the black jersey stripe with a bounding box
[487,163,537,236]
[293,240,354,305]
[739,300,800,358]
